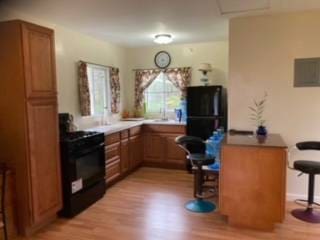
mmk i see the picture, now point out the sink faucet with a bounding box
[160,108,168,121]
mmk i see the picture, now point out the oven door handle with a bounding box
[72,143,105,158]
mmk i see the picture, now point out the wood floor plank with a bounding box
[15,167,320,240]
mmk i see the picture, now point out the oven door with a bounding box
[71,143,105,193]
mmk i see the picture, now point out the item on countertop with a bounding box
[206,128,225,171]
[249,92,268,136]
[121,110,130,119]
[175,108,182,122]
[133,107,144,118]
[180,99,187,122]
[121,117,145,121]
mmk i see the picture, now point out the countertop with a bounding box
[223,133,287,148]
[87,119,186,135]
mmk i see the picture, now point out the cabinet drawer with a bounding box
[106,158,121,183]
[130,126,142,136]
[105,142,120,164]
[105,132,120,145]
[121,130,129,139]
[143,124,185,134]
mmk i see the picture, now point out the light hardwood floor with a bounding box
[18,168,320,240]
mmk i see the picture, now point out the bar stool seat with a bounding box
[294,160,320,174]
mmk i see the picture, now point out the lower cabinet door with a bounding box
[143,134,164,163]
[120,138,129,174]
[129,135,143,169]
[106,158,121,183]
[27,99,62,225]
[163,135,186,166]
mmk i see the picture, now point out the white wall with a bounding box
[125,42,228,111]
[229,10,320,199]
[0,6,129,129]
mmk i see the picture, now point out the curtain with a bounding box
[134,69,161,109]
[78,61,91,116]
[110,67,121,113]
[165,67,192,98]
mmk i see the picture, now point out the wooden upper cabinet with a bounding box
[26,98,62,224]
[22,22,57,98]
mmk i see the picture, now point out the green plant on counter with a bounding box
[249,92,268,127]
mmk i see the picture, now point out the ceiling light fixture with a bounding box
[154,34,173,44]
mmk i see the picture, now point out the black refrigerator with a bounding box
[186,85,227,140]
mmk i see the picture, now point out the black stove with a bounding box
[61,130,99,141]
[58,113,106,217]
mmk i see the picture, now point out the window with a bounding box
[144,72,181,117]
[87,64,111,116]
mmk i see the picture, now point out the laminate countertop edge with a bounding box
[86,120,186,135]
[223,133,287,149]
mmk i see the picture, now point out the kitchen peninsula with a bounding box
[220,133,287,230]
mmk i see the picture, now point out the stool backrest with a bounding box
[175,135,205,156]
[296,141,320,151]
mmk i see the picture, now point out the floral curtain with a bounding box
[165,67,192,98]
[78,61,91,116]
[134,69,161,109]
[110,67,121,113]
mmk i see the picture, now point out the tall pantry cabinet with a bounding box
[0,20,62,235]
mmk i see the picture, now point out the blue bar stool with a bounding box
[175,136,216,213]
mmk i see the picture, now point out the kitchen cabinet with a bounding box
[105,127,143,186]
[144,134,164,163]
[104,124,185,186]
[120,130,130,174]
[105,132,121,185]
[0,20,62,235]
[120,138,130,174]
[129,127,143,170]
[143,125,186,169]
[163,135,186,166]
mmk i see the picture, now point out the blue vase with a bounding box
[256,126,267,136]
[180,99,187,122]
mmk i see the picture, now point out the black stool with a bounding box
[291,141,320,223]
[175,136,216,213]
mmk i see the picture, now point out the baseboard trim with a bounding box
[287,193,320,202]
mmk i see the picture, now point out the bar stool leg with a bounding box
[185,163,216,213]
[308,174,315,208]
[292,174,320,223]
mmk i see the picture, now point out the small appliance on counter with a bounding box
[58,113,106,217]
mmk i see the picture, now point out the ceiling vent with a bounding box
[217,0,270,15]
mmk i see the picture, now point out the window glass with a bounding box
[144,72,180,117]
[87,65,110,116]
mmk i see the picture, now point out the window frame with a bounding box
[144,72,181,117]
[87,64,111,116]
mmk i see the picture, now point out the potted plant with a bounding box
[249,93,268,136]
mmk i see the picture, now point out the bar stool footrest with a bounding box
[295,199,320,209]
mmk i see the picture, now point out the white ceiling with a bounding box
[2,0,320,47]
